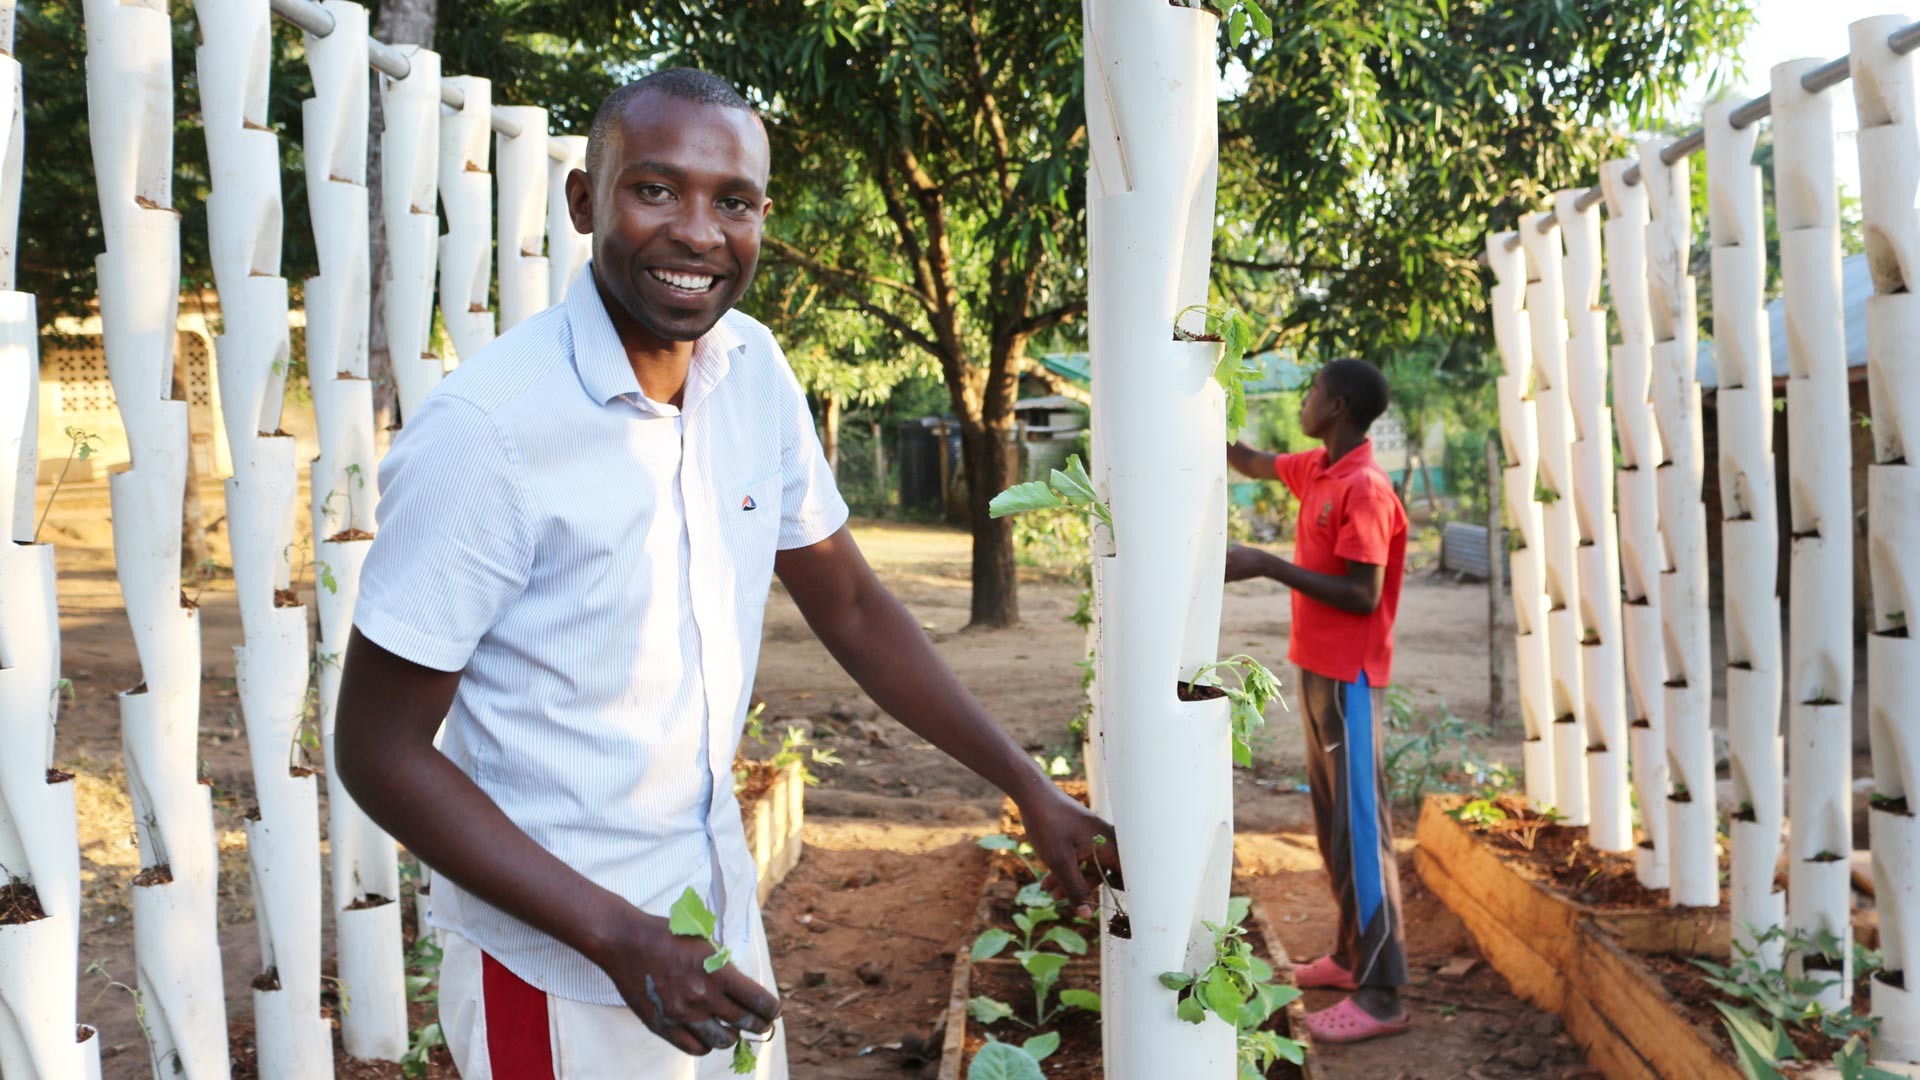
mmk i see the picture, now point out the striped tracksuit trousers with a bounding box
[1298,667,1409,989]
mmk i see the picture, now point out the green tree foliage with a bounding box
[1216,0,1754,365]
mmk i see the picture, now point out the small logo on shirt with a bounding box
[1317,500,1333,526]
[741,495,758,512]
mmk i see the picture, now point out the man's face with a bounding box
[568,93,772,346]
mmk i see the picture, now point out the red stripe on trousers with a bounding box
[482,951,556,1080]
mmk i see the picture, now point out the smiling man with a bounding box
[334,69,1118,1079]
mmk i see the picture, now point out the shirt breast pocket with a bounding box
[726,472,783,608]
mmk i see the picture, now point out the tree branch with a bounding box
[1013,298,1088,338]
[762,235,934,307]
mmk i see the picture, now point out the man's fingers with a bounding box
[686,1016,736,1052]
[654,1020,712,1057]
[719,967,782,1031]
[1051,845,1097,917]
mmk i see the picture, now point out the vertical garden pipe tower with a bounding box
[381,45,444,422]
[1520,213,1588,825]
[1774,58,1855,1004]
[1853,14,1920,1060]
[1640,136,1718,908]
[495,105,550,332]
[1556,190,1630,850]
[548,134,590,306]
[1486,232,1556,810]
[1706,98,1787,960]
[0,0,101,1067]
[1599,161,1672,889]
[83,1,233,1073]
[192,1,333,1070]
[301,1,408,1059]
[439,75,495,366]
[1083,1,1234,1074]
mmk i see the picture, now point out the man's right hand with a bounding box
[1227,440,1279,479]
[593,910,782,1057]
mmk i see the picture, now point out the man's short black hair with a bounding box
[584,68,754,176]
[1320,358,1391,429]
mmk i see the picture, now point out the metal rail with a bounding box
[268,0,565,157]
[1502,17,1920,250]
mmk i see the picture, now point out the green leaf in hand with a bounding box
[731,1037,756,1074]
[668,887,718,940]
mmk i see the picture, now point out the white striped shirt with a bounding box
[354,265,848,1003]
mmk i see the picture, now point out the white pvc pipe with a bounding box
[1598,160,1672,890]
[547,134,590,307]
[1705,99,1787,962]
[0,9,98,1071]
[438,75,496,366]
[1773,57,1856,1007]
[1520,214,1589,825]
[1084,2,1234,1074]
[1485,232,1556,810]
[1853,14,1920,1062]
[192,0,332,1071]
[83,1,232,1073]
[1639,137,1718,909]
[300,2,407,1060]
[1555,190,1630,851]
[495,105,551,331]
[377,45,445,423]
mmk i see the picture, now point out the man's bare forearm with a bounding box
[1237,547,1379,614]
[1228,440,1279,479]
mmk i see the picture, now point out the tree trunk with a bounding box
[1417,449,1442,519]
[366,0,437,441]
[961,414,1019,628]
[872,420,886,513]
[173,362,210,571]
[821,393,840,477]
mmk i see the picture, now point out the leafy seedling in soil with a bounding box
[1175,304,1263,440]
[1692,925,1902,1079]
[990,454,1113,531]
[669,887,763,1074]
[1159,896,1306,1079]
[1189,655,1286,767]
[967,1032,1061,1080]
[971,835,1102,1030]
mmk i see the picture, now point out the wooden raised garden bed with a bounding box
[935,789,1314,1078]
[736,759,805,905]
[1415,794,1741,1080]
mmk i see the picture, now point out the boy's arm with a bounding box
[1225,545,1385,615]
[1227,440,1278,479]
[775,527,1121,917]
[334,630,779,1056]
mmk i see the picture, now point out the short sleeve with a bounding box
[768,344,851,550]
[353,394,536,672]
[1273,450,1318,499]
[1333,492,1394,566]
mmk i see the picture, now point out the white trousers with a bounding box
[440,922,789,1079]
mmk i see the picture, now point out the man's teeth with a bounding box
[650,269,716,291]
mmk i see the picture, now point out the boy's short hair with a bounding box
[1321,358,1391,429]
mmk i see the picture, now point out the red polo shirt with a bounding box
[1274,439,1407,685]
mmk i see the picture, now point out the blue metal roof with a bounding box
[1039,351,1308,396]
[1697,251,1870,389]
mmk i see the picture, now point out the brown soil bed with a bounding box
[1461,796,1726,911]
[0,881,47,924]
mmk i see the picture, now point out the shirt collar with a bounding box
[1320,438,1377,478]
[565,262,744,414]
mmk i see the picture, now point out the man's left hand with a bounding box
[1016,784,1121,920]
[1225,544,1272,583]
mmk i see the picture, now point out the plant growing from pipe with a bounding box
[1158,896,1305,1079]
[1187,655,1284,768]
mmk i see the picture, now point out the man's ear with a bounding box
[565,168,593,236]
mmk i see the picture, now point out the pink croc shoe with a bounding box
[1302,998,1412,1045]
[1292,955,1358,991]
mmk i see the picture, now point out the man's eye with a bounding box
[636,184,673,201]
[719,198,753,215]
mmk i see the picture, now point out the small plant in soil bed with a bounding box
[1447,794,1710,910]
[1651,926,1902,1079]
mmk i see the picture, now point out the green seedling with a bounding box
[970,834,1102,1030]
[770,724,843,787]
[35,426,101,543]
[1176,304,1262,439]
[1189,655,1285,767]
[1159,897,1305,1079]
[990,454,1113,531]
[669,888,761,1074]
[1448,796,1508,827]
[967,1032,1060,1080]
[1691,925,1902,1079]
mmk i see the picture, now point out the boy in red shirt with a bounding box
[1226,358,1410,1044]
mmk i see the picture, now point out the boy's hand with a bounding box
[1226,544,1274,582]
[594,909,780,1056]
[1017,783,1122,919]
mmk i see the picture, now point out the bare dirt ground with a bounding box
[41,477,1588,1079]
